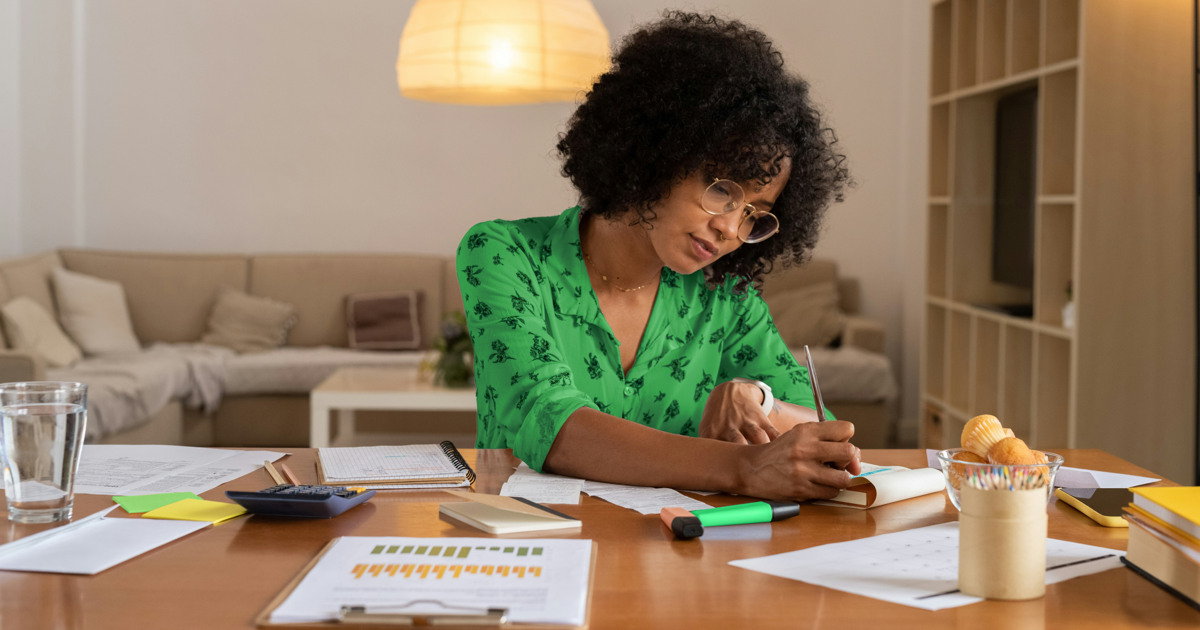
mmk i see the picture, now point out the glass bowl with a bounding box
[935,448,1064,510]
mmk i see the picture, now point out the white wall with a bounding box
[11,0,929,440]
[0,0,21,257]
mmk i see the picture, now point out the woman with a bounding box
[456,11,858,501]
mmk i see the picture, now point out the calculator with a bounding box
[225,484,376,518]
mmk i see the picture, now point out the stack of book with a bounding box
[1122,486,1200,610]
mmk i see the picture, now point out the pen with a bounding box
[802,345,828,422]
[804,345,843,470]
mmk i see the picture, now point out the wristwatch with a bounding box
[730,377,774,416]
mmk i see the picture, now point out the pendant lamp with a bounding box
[396,0,611,105]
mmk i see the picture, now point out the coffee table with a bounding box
[308,366,476,447]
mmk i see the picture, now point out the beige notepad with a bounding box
[439,498,581,535]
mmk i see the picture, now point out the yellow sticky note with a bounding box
[142,498,247,524]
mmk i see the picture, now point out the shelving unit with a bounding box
[922,0,1195,484]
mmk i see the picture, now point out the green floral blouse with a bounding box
[455,206,822,471]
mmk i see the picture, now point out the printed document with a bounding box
[730,522,1124,611]
[0,507,209,575]
[268,536,592,625]
[75,445,288,496]
[500,464,585,504]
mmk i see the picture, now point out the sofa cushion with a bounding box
[793,345,897,403]
[222,347,424,395]
[1,297,83,368]
[201,287,298,353]
[248,254,447,348]
[346,291,422,350]
[59,249,249,344]
[769,281,844,348]
[0,252,64,318]
[52,267,141,356]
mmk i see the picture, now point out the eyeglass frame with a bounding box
[698,178,781,244]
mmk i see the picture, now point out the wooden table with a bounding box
[0,449,1195,628]
[308,366,476,447]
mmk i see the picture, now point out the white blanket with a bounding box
[47,344,234,439]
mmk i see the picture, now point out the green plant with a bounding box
[433,311,474,388]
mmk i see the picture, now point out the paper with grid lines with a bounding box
[729,522,1124,610]
[317,445,470,487]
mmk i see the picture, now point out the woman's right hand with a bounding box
[734,420,862,501]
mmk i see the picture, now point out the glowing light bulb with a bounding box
[489,40,515,70]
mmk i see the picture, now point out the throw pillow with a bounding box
[52,267,141,356]
[0,297,84,367]
[345,291,422,350]
[200,287,298,354]
[768,281,844,348]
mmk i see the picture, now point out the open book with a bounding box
[814,463,945,509]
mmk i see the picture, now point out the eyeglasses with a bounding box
[699,179,781,243]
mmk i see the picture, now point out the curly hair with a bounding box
[556,11,849,292]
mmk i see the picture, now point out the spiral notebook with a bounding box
[316,442,475,489]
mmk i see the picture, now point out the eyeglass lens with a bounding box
[702,179,779,243]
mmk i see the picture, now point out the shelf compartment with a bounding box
[925,304,948,400]
[928,204,950,297]
[950,90,1035,308]
[948,310,972,410]
[1043,0,1080,65]
[929,103,951,196]
[931,0,953,96]
[978,0,1007,83]
[922,402,947,450]
[954,0,979,90]
[972,317,1000,413]
[1009,0,1040,75]
[1035,203,1074,325]
[1039,69,1078,196]
[1001,325,1033,439]
[1034,334,1071,448]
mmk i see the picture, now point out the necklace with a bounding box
[583,251,658,293]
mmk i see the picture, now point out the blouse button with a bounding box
[623,386,634,396]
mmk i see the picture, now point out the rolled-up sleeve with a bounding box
[456,221,597,471]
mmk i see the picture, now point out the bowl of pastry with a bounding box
[936,414,1063,510]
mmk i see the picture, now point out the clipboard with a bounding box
[254,538,597,629]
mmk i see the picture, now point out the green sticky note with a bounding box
[114,492,202,514]
[142,498,247,524]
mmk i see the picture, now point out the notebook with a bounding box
[813,464,945,509]
[316,441,475,489]
[439,497,582,535]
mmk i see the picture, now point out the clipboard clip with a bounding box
[338,600,509,626]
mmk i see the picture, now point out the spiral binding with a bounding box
[439,440,476,484]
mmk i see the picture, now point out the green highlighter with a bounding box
[660,501,800,539]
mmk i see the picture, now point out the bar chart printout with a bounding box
[267,537,593,625]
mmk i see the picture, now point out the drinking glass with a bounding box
[0,382,88,523]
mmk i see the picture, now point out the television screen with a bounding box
[991,87,1038,290]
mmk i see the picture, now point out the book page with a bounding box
[814,463,945,509]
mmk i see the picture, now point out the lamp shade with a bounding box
[396,0,611,105]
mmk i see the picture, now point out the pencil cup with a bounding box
[0,382,88,523]
[958,485,1048,600]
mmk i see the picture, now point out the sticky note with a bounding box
[113,492,202,514]
[142,498,247,524]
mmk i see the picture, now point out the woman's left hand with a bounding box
[697,380,803,444]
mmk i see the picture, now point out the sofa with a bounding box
[760,259,898,448]
[0,249,894,449]
[0,249,468,447]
